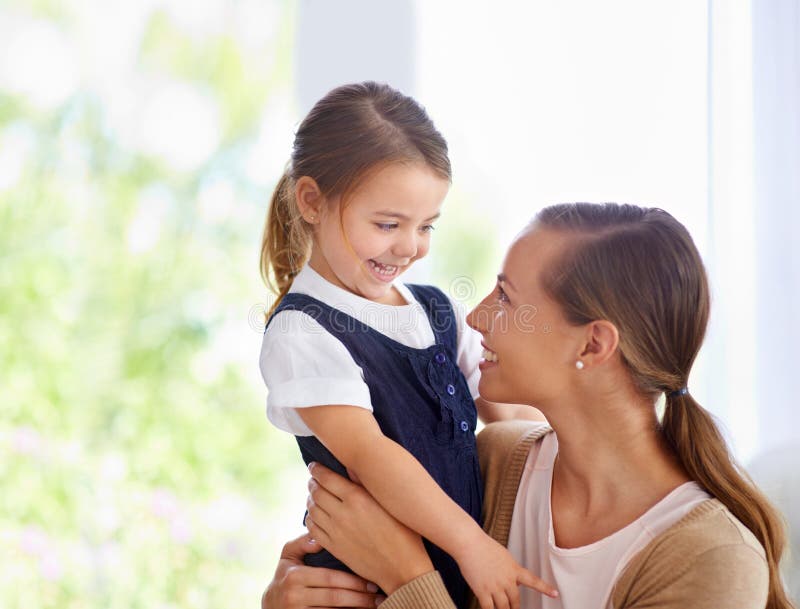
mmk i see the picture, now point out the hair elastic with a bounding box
[668,387,689,398]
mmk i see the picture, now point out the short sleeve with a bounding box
[448,296,482,399]
[260,310,373,436]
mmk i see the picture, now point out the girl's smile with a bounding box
[366,259,403,282]
[304,163,450,304]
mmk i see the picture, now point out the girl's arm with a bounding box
[297,406,557,609]
[475,397,547,424]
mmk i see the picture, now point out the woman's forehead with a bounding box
[504,227,570,280]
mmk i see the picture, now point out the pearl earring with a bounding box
[575,360,584,370]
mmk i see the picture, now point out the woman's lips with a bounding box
[479,345,498,370]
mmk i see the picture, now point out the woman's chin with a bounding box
[477,382,506,404]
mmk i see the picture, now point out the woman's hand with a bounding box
[305,462,435,594]
[262,533,383,609]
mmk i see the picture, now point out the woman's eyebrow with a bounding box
[497,273,517,292]
[374,211,441,222]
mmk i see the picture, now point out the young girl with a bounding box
[258,82,556,609]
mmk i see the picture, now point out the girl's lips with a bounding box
[366,259,401,283]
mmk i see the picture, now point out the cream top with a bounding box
[507,431,712,609]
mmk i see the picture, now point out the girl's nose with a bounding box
[392,230,418,259]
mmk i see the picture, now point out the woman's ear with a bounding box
[578,320,619,367]
[294,176,324,222]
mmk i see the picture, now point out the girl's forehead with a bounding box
[356,162,442,189]
[346,163,449,210]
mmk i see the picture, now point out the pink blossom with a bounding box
[19,526,48,556]
[10,426,42,457]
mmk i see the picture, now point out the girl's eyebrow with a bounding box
[374,211,441,222]
[497,273,517,292]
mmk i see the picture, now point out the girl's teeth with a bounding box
[369,260,398,276]
[482,348,498,363]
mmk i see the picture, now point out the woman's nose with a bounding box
[466,295,491,332]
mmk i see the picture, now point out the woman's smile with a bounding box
[479,344,499,371]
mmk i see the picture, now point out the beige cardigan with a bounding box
[382,421,769,609]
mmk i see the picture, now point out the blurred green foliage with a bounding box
[0,2,499,607]
[1,2,305,608]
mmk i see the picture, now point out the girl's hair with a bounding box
[261,81,451,314]
[535,202,792,609]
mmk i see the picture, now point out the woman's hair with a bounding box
[535,202,792,609]
[261,81,451,314]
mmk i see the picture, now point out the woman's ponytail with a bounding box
[535,203,794,609]
[260,170,311,316]
[661,393,793,609]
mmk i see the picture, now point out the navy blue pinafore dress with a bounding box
[265,284,483,608]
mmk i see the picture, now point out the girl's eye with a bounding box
[496,283,509,303]
[376,223,398,231]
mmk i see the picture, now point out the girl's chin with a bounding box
[357,282,395,303]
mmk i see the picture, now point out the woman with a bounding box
[263,203,793,609]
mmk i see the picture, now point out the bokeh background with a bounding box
[2,0,798,607]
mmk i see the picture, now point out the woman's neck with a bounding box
[542,390,690,546]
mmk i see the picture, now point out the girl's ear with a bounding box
[294,176,324,222]
[578,320,619,367]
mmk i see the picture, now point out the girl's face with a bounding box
[310,163,449,304]
[467,226,585,406]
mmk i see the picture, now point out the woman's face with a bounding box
[467,226,584,407]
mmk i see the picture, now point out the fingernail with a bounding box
[550,590,559,598]
[308,538,316,544]
[308,462,316,472]
[366,582,378,593]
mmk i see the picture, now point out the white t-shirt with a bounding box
[507,427,712,609]
[259,265,483,436]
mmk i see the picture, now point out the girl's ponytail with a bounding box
[260,170,311,316]
[661,393,793,609]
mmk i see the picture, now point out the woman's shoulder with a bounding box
[476,420,552,464]
[657,499,766,554]
[613,499,769,608]
[476,421,552,547]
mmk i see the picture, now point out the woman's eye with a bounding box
[420,224,435,233]
[376,223,398,231]
[496,284,509,303]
